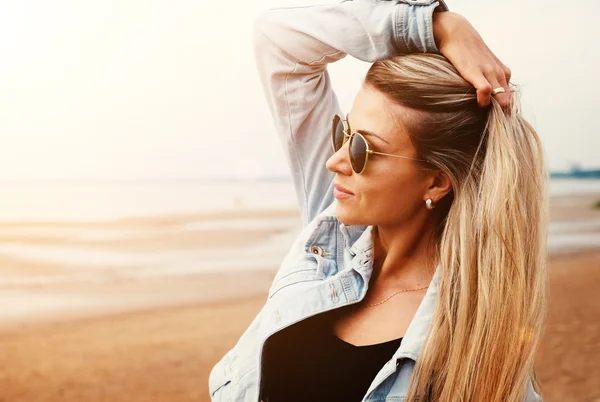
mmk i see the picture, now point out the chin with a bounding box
[335,206,366,226]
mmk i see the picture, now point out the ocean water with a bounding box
[0,179,300,222]
[0,178,598,288]
[0,178,599,222]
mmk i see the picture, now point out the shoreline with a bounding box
[0,269,277,333]
[0,244,598,335]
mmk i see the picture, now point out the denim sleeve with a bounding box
[253,0,446,227]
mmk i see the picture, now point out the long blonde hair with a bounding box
[365,54,548,401]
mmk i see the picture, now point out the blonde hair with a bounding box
[365,54,548,401]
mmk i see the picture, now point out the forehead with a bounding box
[348,85,412,148]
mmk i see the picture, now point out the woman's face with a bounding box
[325,84,434,226]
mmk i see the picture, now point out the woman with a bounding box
[209,0,547,401]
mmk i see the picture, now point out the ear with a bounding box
[426,169,453,201]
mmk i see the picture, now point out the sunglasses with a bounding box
[331,114,427,174]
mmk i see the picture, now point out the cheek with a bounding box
[335,168,426,225]
[361,172,424,214]
[365,173,414,200]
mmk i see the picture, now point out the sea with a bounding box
[1,177,599,222]
[0,178,598,288]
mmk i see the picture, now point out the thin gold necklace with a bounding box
[364,284,429,307]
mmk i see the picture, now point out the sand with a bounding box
[0,196,598,402]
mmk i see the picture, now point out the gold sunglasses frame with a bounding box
[331,114,427,174]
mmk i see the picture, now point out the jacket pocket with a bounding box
[267,265,318,299]
[267,216,339,299]
[267,252,338,299]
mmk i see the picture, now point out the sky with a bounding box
[0,0,597,181]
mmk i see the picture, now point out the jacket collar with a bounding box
[318,199,371,257]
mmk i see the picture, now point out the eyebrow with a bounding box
[346,112,390,145]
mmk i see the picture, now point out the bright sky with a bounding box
[0,0,597,180]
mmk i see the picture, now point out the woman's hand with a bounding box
[433,11,512,109]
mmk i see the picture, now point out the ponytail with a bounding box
[365,54,549,401]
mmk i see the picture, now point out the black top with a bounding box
[260,306,402,402]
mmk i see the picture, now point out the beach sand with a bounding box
[0,196,599,402]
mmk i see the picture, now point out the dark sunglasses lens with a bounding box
[333,118,345,152]
[350,134,367,173]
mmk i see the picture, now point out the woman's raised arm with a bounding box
[253,0,447,227]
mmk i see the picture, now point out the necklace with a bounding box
[365,284,429,307]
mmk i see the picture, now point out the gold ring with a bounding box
[491,87,506,96]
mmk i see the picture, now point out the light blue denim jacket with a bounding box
[209,1,542,400]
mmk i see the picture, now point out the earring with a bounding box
[425,198,435,210]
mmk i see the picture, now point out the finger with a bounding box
[501,64,511,83]
[493,56,512,83]
[489,52,512,83]
[496,72,513,110]
[487,54,513,99]
[469,73,492,108]
[484,68,511,109]
[498,64,513,109]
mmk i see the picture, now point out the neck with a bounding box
[371,217,438,289]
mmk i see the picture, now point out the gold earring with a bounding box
[425,198,435,210]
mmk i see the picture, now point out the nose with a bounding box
[326,138,353,176]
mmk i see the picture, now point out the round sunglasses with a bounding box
[331,114,427,174]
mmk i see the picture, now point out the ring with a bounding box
[491,87,506,96]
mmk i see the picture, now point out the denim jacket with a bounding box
[209,1,542,401]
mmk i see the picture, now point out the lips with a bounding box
[334,183,354,195]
